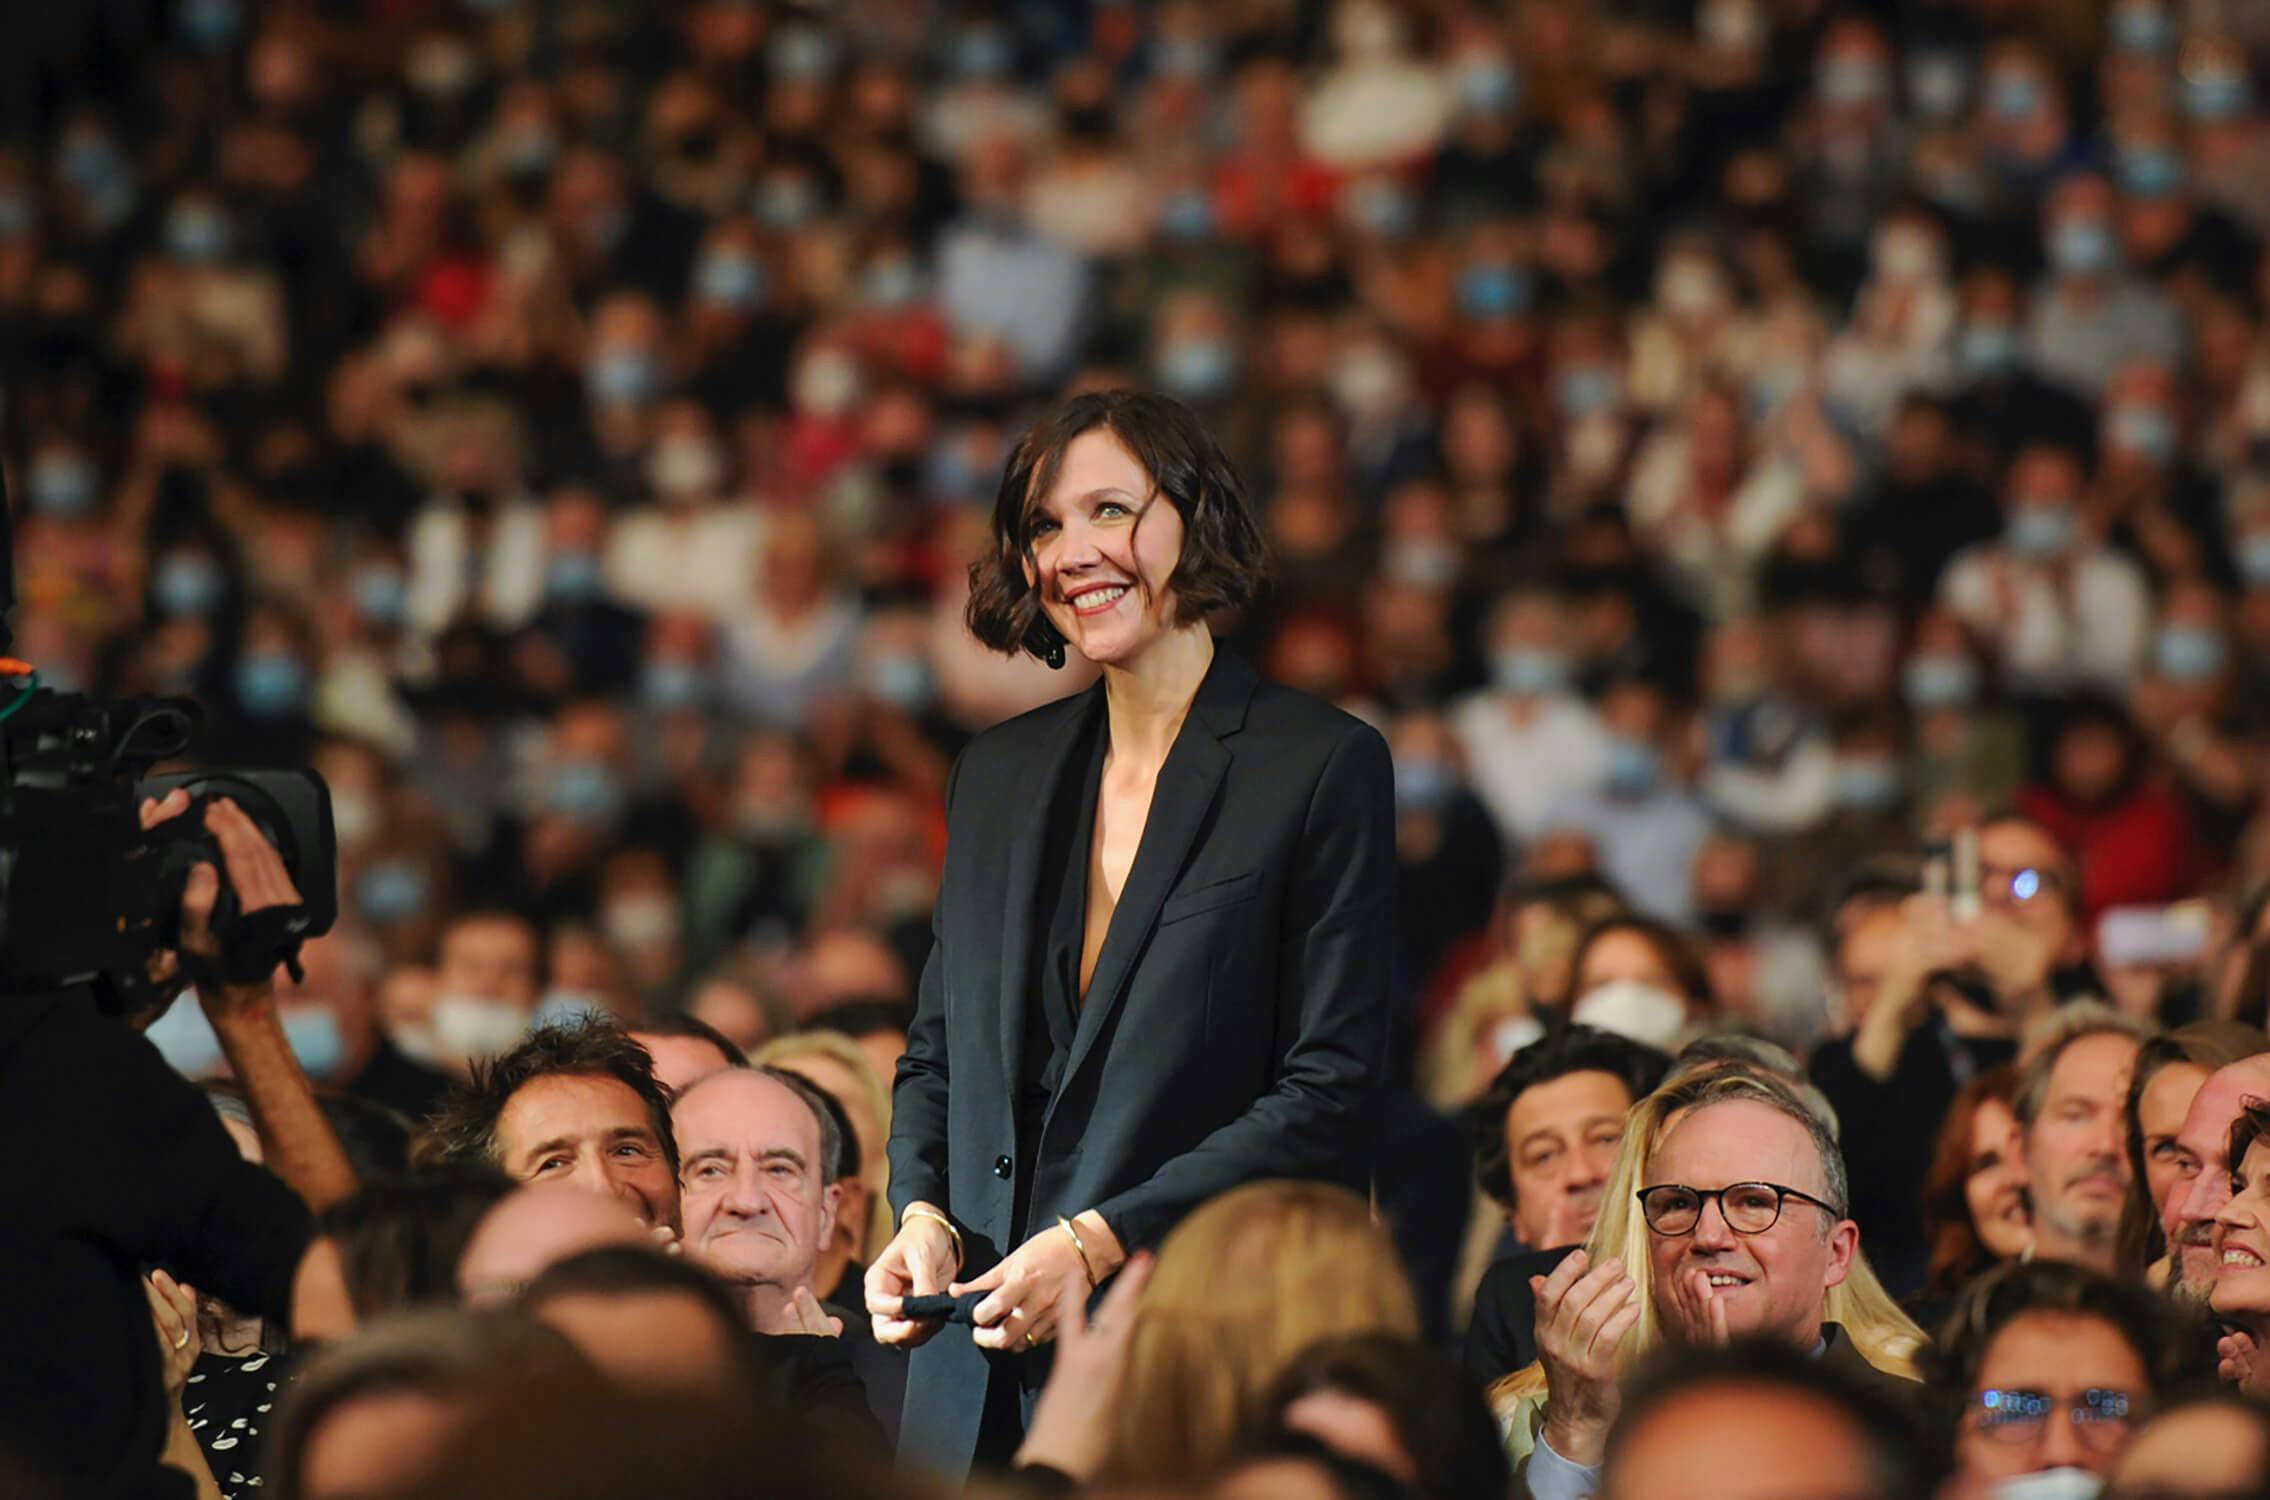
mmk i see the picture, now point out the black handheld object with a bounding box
[900,1292,991,1325]
[0,435,336,1008]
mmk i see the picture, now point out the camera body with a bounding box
[0,686,336,1007]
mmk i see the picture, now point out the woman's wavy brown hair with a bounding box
[1102,1180,1416,1489]
[1920,1065,2023,1301]
[965,389,1270,662]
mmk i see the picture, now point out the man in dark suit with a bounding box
[1465,1027,1669,1386]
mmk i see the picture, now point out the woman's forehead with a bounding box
[1030,427,1153,512]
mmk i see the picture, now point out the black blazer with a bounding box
[888,647,1396,1477]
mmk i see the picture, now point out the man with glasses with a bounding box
[1929,1261,2181,1498]
[1528,1070,1919,1500]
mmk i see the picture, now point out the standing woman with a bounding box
[865,390,1395,1477]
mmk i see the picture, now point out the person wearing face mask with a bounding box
[1949,263,2099,470]
[869,390,1395,1479]
[2027,172,2183,401]
[1554,678,1711,925]
[1931,1261,2185,1500]
[405,910,543,1078]
[1449,588,1615,847]
[2130,580,2257,846]
[1940,442,2152,696]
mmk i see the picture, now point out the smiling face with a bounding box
[1956,1311,2149,1484]
[1643,1099,1856,1349]
[494,1073,679,1231]
[2169,1060,2270,1296]
[2213,1137,2270,1318]
[1966,1096,2033,1261]
[1022,428,1190,669]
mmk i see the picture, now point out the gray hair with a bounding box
[1665,1035,1843,1143]
[1652,1066,1850,1223]
[2014,1001,2156,1129]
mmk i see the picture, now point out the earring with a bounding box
[1043,639,1066,670]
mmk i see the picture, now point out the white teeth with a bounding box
[1074,586,1128,608]
[2225,1251,2265,1266]
[1707,1275,1743,1287]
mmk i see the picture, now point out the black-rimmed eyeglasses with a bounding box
[1636,1182,1845,1236]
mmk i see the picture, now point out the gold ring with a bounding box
[1024,1330,1037,1350]
[172,1328,190,1351]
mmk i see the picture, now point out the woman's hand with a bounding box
[1014,1252,1155,1481]
[147,1270,201,1399]
[950,1216,1116,1353]
[865,1207,962,1348]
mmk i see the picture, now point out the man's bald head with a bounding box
[458,1184,653,1306]
[2169,1056,2270,1298]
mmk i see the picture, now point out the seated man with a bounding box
[673,1066,906,1436]
[520,1245,881,1444]
[2013,1006,2149,1274]
[1601,1339,1940,1500]
[1465,1026,1670,1384]
[1928,1261,2183,1496]
[426,1017,680,1232]
[2165,1051,2270,1300]
[1525,1068,1922,1500]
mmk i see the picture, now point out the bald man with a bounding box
[457,1183,657,1306]
[2167,1055,2270,1298]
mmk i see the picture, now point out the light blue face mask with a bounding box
[2240,533,2270,587]
[2049,219,2117,278]
[1158,339,1236,402]
[1393,756,1456,812]
[1556,367,1623,418]
[1832,757,1902,811]
[1602,736,1661,799]
[2184,72,2250,123]
[2007,505,2076,560]
[871,652,935,713]
[234,652,310,719]
[2106,403,2175,464]
[1960,324,2021,378]
[641,659,707,711]
[694,251,765,309]
[2110,4,2175,54]
[2154,624,2227,681]
[145,995,226,1078]
[1458,264,1534,320]
[1158,190,1214,243]
[546,551,605,604]
[546,760,623,824]
[281,1006,347,1080]
[2115,146,2185,200]
[155,553,226,618]
[1903,654,1980,709]
[356,859,430,924]
[352,568,408,625]
[30,453,98,518]
[1494,648,1569,698]
[586,348,659,407]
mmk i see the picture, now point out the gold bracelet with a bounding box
[1057,1214,1098,1288]
[903,1206,964,1264]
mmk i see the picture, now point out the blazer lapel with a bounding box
[995,683,1104,1093]
[1051,648,1256,1099]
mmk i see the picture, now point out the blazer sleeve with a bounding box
[888,750,961,1220]
[1093,723,1395,1251]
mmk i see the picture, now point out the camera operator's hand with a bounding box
[136,788,354,1212]
[138,789,305,1007]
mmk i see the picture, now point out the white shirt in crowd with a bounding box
[1449,691,1613,846]
[1938,541,2152,696]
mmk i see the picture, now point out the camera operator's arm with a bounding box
[143,790,357,1213]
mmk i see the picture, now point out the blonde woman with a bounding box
[1494,1067,1927,1499]
[753,1030,893,1286]
[1097,1179,1418,1490]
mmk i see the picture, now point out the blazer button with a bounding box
[993,1155,1013,1179]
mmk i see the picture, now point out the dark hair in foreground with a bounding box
[1603,1338,1942,1500]
[630,1012,751,1078]
[1924,1260,2195,1399]
[966,389,1271,662]
[520,1246,775,1405]
[424,1017,679,1179]
[1219,1429,1407,1500]
[1469,1025,1669,1208]
[1259,1333,1510,1500]
[314,1167,517,1322]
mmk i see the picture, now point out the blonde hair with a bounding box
[1490,1067,1926,1422]
[1104,1181,1418,1487]
[752,1030,893,1256]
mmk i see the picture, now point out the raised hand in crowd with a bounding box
[1533,1249,1642,1467]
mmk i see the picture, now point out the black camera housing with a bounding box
[0,688,336,1007]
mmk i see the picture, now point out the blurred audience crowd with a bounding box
[12,0,2270,1496]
